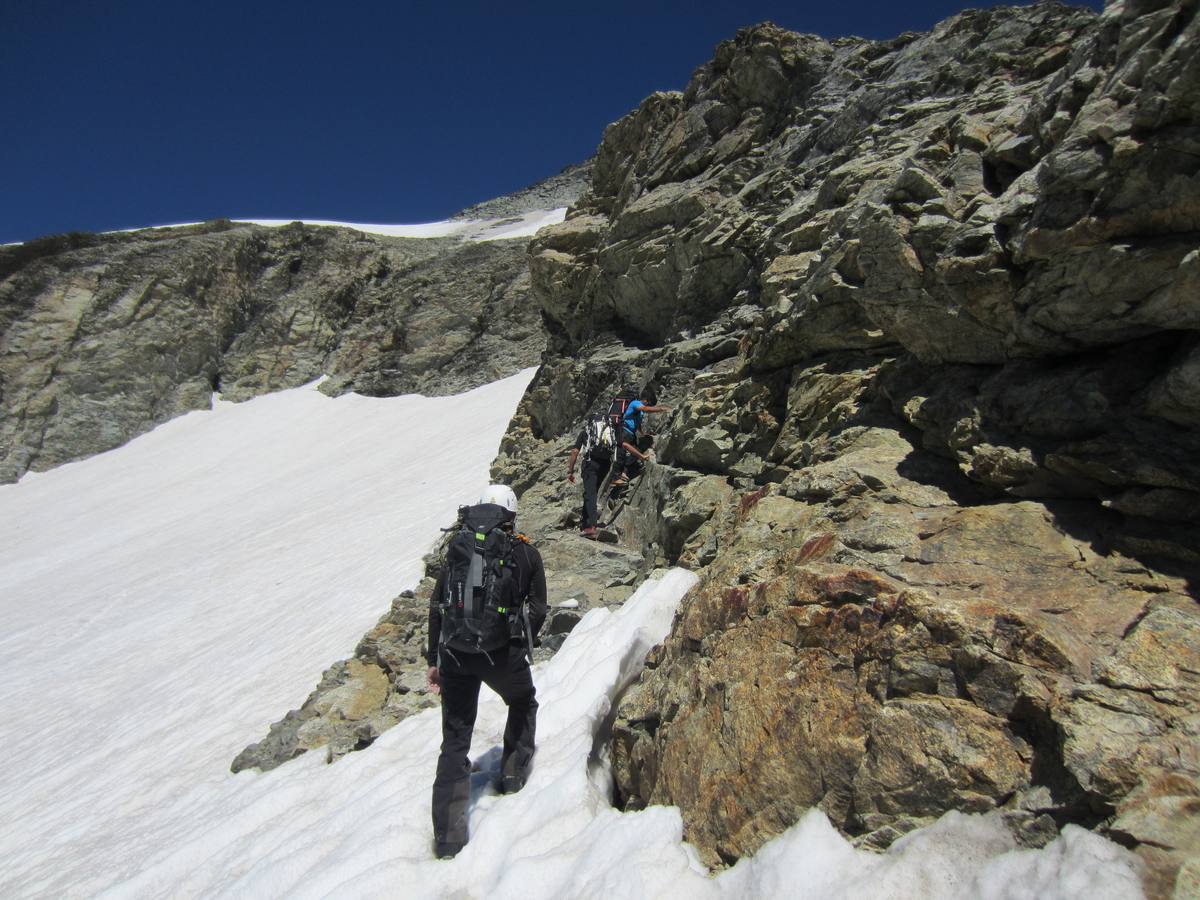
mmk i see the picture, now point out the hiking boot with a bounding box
[435,840,465,860]
[498,774,526,794]
[581,526,598,539]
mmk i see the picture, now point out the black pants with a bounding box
[580,456,608,528]
[615,426,641,480]
[431,644,538,846]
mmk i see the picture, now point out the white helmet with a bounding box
[478,484,517,516]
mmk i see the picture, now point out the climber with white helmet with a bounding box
[425,483,547,859]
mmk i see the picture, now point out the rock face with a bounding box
[500,2,1199,897]
[452,160,593,220]
[0,167,590,483]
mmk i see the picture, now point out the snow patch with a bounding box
[107,207,569,244]
[234,207,567,241]
[4,208,567,248]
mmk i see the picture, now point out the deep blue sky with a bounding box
[2,0,1102,244]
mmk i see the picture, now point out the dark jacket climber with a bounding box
[425,483,547,860]
[566,428,649,537]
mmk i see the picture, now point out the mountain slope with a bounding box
[212,4,1197,895]
[0,163,590,484]
[495,2,1199,896]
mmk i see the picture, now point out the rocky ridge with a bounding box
[493,2,1197,897]
[452,160,594,220]
[0,167,590,484]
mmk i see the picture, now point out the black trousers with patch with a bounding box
[431,643,538,846]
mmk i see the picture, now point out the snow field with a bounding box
[106,207,570,244]
[0,370,534,896]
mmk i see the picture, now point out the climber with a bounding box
[426,484,547,860]
[566,414,610,539]
[612,389,670,488]
[564,388,670,538]
[566,413,652,538]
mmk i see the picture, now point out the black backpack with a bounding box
[581,412,617,461]
[607,388,638,438]
[438,503,521,655]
